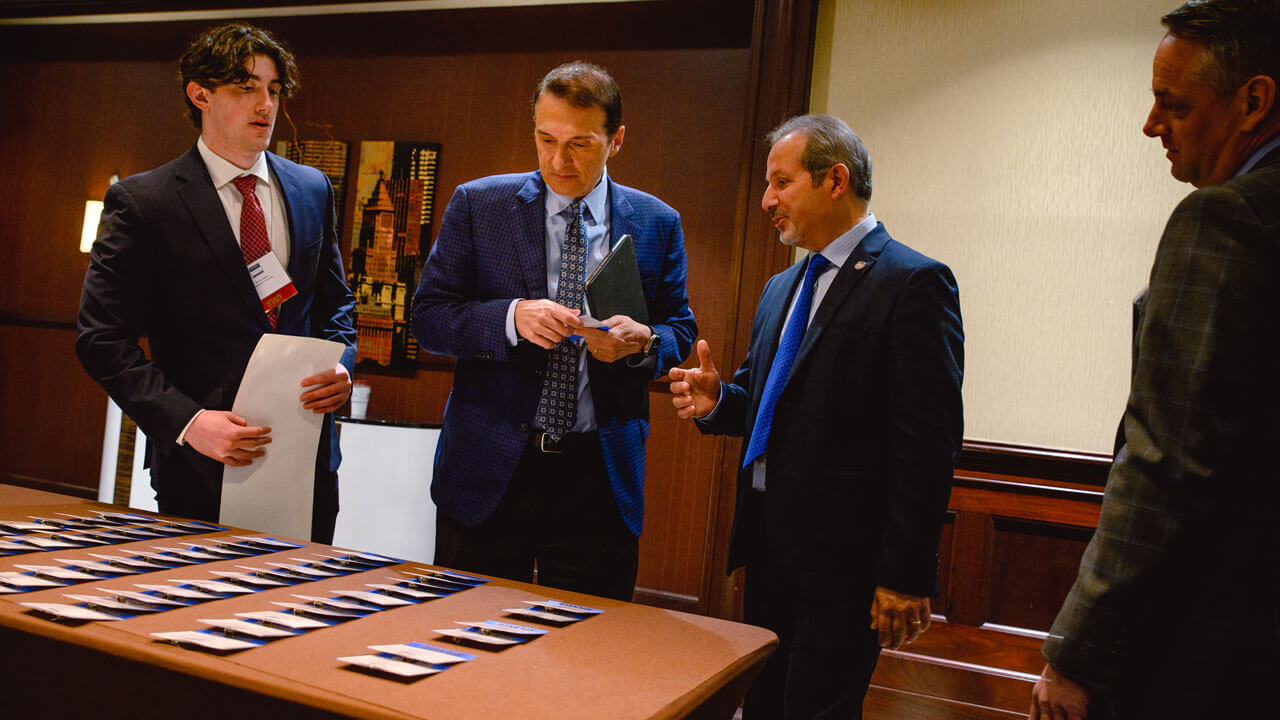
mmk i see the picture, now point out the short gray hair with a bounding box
[767,114,872,202]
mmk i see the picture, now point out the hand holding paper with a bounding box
[185,410,271,467]
[580,315,650,362]
[514,298,583,349]
[300,363,352,414]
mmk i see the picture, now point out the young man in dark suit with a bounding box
[411,63,696,601]
[670,113,964,719]
[1032,2,1280,718]
[76,23,356,543]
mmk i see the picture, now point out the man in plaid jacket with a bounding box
[1031,2,1280,718]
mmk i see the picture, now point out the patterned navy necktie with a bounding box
[742,253,830,468]
[535,199,586,441]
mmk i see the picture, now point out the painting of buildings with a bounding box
[348,141,440,369]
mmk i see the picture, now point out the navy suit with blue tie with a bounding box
[698,221,963,717]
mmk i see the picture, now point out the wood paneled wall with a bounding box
[0,0,818,614]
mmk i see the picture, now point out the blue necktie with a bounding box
[742,253,830,469]
[534,199,586,441]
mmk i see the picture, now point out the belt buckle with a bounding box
[538,432,563,454]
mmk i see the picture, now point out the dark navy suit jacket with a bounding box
[700,223,963,602]
[76,145,357,505]
[411,171,696,536]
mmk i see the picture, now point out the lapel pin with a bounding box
[854,260,867,270]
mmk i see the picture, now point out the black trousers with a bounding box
[739,492,882,720]
[156,466,340,545]
[434,431,639,601]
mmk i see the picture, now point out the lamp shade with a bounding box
[80,200,104,253]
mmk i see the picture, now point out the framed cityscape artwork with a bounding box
[347,140,441,369]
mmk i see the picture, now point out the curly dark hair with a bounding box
[178,23,299,128]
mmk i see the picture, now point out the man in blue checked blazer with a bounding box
[411,62,695,601]
[671,114,963,719]
[1032,2,1280,719]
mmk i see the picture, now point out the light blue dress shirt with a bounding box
[505,170,613,433]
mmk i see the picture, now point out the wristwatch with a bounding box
[641,331,661,356]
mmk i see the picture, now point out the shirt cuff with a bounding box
[176,409,204,446]
[505,299,523,346]
[695,382,727,423]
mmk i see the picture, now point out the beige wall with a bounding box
[811,0,1192,453]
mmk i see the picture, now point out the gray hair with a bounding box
[767,114,872,202]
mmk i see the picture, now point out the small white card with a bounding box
[176,579,255,595]
[233,535,302,549]
[21,602,123,621]
[64,594,162,613]
[267,562,338,579]
[338,654,441,678]
[58,559,142,576]
[97,589,187,608]
[502,607,581,624]
[369,644,470,665]
[146,546,215,562]
[291,594,373,612]
[198,618,296,638]
[0,571,63,588]
[433,628,521,646]
[366,583,442,600]
[459,620,548,637]
[236,610,328,630]
[272,601,362,620]
[135,584,221,601]
[210,571,285,587]
[152,631,259,652]
[330,590,412,607]
[21,536,81,549]
[15,564,99,581]
[88,553,170,571]
[0,521,47,531]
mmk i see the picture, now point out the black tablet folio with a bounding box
[585,234,648,324]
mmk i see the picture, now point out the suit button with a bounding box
[535,369,544,377]
[519,423,529,433]
[478,351,493,360]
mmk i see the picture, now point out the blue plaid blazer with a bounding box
[1043,147,1280,716]
[411,171,696,536]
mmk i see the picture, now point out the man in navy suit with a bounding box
[411,63,696,600]
[670,114,963,718]
[76,23,357,543]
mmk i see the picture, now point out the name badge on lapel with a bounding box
[247,252,298,312]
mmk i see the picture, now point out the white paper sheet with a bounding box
[220,335,345,540]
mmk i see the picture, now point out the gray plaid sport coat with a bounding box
[1042,145,1280,717]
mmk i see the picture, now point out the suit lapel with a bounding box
[174,146,267,326]
[513,172,550,299]
[750,260,806,408]
[790,223,890,380]
[608,180,637,248]
[268,153,308,329]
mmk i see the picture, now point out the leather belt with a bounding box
[530,430,596,454]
